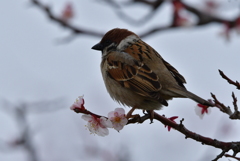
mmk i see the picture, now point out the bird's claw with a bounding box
[146,110,154,124]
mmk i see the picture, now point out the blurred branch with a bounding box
[0,139,13,152]
[24,97,67,113]
[0,97,66,115]
[29,0,240,40]
[101,0,164,25]
[30,0,104,39]
[0,98,67,161]
[0,102,38,161]
[180,0,225,25]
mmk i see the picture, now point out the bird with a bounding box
[91,28,213,119]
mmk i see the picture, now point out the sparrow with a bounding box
[92,28,213,119]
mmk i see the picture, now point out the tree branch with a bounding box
[73,108,240,160]
[211,93,240,120]
[29,0,240,40]
[30,0,104,38]
[219,69,240,90]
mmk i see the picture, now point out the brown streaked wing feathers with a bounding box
[106,55,168,106]
[161,59,186,88]
[124,40,186,88]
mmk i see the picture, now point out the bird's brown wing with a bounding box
[106,54,168,106]
[161,59,186,88]
[124,39,187,88]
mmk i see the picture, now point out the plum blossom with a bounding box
[61,2,74,22]
[219,22,231,41]
[235,17,240,34]
[195,103,211,119]
[165,116,178,131]
[108,108,128,131]
[203,0,219,14]
[172,1,191,27]
[82,115,113,137]
[176,15,191,27]
[70,95,85,110]
[172,0,184,12]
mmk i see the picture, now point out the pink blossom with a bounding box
[165,116,178,131]
[108,108,128,131]
[204,0,219,14]
[70,95,85,110]
[172,0,184,12]
[235,17,240,34]
[175,15,191,27]
[61,2,74,22]
[219,22,231,41]
[172,0,191,27]
[82,115,113,137]
[195,103,211,119]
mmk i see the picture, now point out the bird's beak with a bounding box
[91,43,103,51]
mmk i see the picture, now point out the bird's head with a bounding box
[91,28,139,52]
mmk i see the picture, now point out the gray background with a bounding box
[0,0,239,161]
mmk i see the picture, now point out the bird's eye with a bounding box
[104,40,112,46]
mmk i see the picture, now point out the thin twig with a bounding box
[230,92,240,119]
[225,154,240,160]
[211,93,240,119]
[219,69,240,90]
[211,93,232,115]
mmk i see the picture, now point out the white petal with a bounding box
[115,108,125,115]
[76,96,84,105]
[100,117,113,128]
[82,114,93,121]
[107,111,115,119]
[195,106,204,119]
[88,124,96,134]
[113,123,124,131]
[96,127,109,137]
[70,104,76,110]
[120,118,128,126]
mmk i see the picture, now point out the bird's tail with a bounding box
[184,90,213,106]
[167,88,214,106]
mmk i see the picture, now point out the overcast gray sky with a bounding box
[0,0,240,161]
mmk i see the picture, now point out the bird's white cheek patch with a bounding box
[117,35,139,50]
